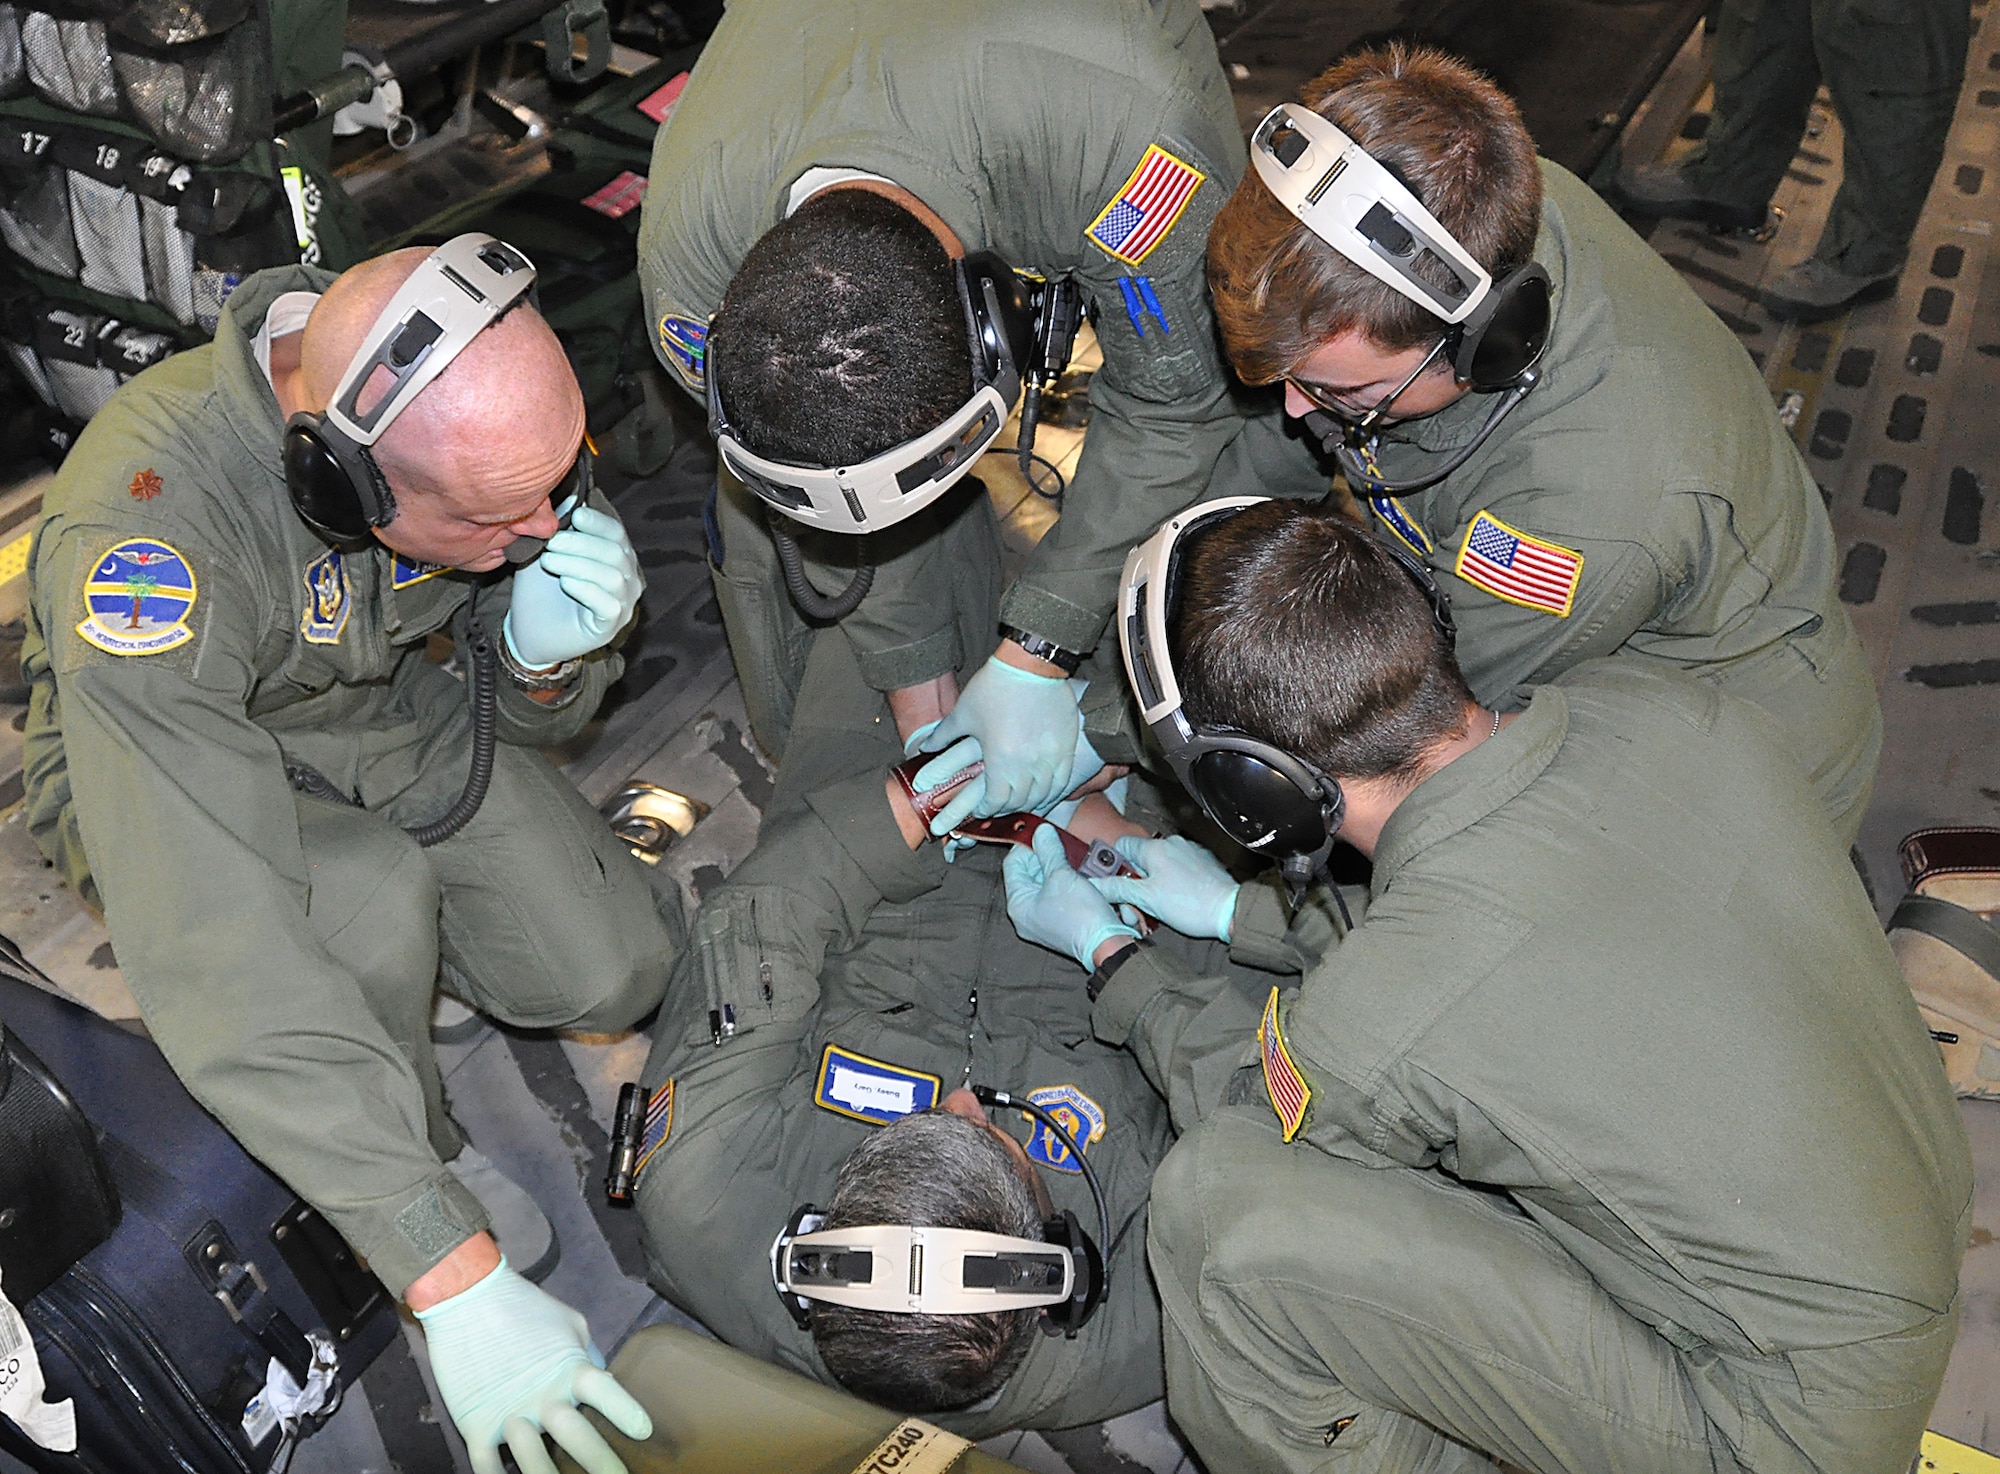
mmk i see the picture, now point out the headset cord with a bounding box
[770,524,874,621]
[973,1086,1112,1289]
[1319,368,1541,496]
[284,615,498,848]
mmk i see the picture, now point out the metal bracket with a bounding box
[542,0,610,86]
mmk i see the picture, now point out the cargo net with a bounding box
[17,0,267,161]
[0,120,294,327]
[1,291,174,423]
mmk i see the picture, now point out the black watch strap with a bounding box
[1087,936,1145,1002]
[1001,625,1083,676]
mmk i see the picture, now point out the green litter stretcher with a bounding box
[557,1325,1035,1474]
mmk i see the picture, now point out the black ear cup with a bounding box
[1188,749,1338,856]
[1451,263,1552,390]
[283,414,396,543]
[957,252,1036,400]
[1037,1209,1106,1337]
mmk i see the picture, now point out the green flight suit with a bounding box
[635,0,1311,754]
[631,604,1264,1436]
[1254,163,1880,842]
[1683,0,1971,277]
[19,266,683,1297]
[1093,663,1971,1473]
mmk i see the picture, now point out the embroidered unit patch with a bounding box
[1367,496,1434,558]
[300,548,349,645]
[390,554,448,590]
[1453,511,1583,618]
[1023,1085,1107,1174]
[1259,987,1311,1143]
[813,1044,940,1127]
[1087,145,1205,266]
[635,1079,674,1179]
[658,314,708,392]
[77,538,197,656]
[127,468,162,501]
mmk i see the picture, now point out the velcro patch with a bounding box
[658,314,707,392]
[1259,988,1311,1142]
[300,548,349,645]
[77,538,197,656]
[1023,1085,1106,1174]
[813,1044,940,1127]
[635,1079,674,1179]
[1087,144,1205,267]
[1454,511,1583,618]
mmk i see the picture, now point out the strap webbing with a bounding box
[1890,894,2000,982]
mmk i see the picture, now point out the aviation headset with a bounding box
[706,252,1077,536]
[281,233,543,543]
[1119,496,1456,900]
[1248,103,1553,492]
[772,1086,1109,1340]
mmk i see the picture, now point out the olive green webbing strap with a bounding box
[1891,894,2000,981]
[847,1419,973,1474]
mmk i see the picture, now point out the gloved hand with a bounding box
[415,1257,652,1474]
[1003,825,1139,971]
[504,505,643,668]
[1091,835,1240,943]
[912,664,1100,835]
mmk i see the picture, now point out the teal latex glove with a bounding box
[1003,825,1139,971]
[504,504,644,668]
[415,1257,652,1474]
[912,666,1101,835]
[1091,835,1240,943]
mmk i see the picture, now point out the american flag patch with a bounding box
[1259,988,1311,1142]
[1086,145,1205,267]
[635,1080,674,1180]
[1453,511,1583,618]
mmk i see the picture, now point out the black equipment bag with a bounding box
[0,938,398,1473]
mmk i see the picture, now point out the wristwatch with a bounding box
[1087,935,1145,1002]
[1001,625,1083,676]
[497,637,582,705]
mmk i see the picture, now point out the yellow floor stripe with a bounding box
[0,527,31,586]
[1923,1431,2000,1474]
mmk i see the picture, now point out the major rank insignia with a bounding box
[77,538,197,657]
[658,314,707,393]
[813,1044,940,1127]
[391,553,448,590]
[300,548,349,644]
[1259,987,1312,1143]
[1087,145,1205,267]
[1023,1085,1106,1173]
[1454,511,1583,618]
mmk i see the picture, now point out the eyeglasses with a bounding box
[1285,335,1451,441]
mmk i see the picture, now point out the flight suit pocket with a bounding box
[1785,1309,1957,1409]
[686,887,817,1045]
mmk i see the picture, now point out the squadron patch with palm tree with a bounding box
[76,538,198,656]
